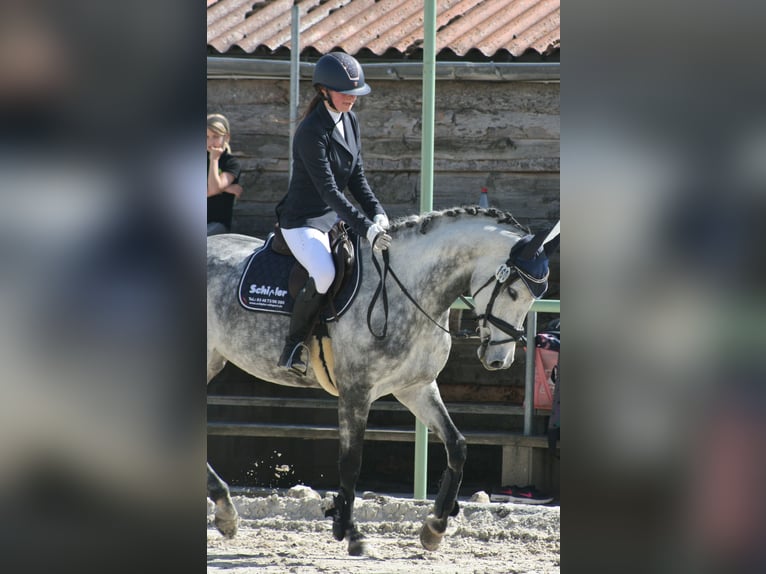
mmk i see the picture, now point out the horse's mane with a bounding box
[387,206,529,237]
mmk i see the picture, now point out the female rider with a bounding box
[275,52,392,374]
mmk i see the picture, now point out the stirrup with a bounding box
[279,342,309,376]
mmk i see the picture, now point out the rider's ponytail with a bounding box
[302,86,329,120]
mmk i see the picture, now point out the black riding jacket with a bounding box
[275,103,385,238]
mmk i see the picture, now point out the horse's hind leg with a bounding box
[206,348,239,537]
[207,462,239,538]
[325,391,371,556]
[394,381,467,552]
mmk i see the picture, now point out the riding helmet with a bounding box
[313,52,371,96]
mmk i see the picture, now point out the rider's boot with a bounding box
[277,277,326,375]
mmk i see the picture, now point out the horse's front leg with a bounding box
[207,462,239,538]
[325,391,371,556]
[394,381,467,551]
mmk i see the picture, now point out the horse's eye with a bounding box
[507,286,518,301]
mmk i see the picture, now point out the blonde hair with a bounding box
[207,113,232,153]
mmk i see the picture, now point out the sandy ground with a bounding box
[207,487,560,573]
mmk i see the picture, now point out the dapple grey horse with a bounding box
[207,207,559,555]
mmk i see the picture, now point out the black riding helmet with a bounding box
[313,52,371,96]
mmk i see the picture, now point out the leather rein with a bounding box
[367,248,545,344]
[367,250,447,340]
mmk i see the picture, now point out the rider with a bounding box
[275,52,392,375]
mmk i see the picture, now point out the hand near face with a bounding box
[207,128,228,161]
[207,144,225,161]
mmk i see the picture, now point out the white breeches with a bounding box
[281,226,335,295]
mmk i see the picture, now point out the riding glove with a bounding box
[366,223,392,251]
[373,213,390,229]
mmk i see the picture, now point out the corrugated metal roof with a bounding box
[207,0,560,58]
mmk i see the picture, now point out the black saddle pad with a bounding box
[238,233,362,322]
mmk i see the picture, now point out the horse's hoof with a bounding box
[214,515,239,539]
[348,537,366,556]
[347,526,366,556]
[419,519,444,551]
[214,498,239,538]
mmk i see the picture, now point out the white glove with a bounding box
[366,223,392,251]
[373,213,390,230]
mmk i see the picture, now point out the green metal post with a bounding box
[524,311,538,436]
[413,419,429,499]
[288,5,300,182]
[419,0,436,215]
[414,0,437,501]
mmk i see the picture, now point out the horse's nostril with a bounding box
[490,360,504,369]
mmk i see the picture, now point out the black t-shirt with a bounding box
[207,150,241,230]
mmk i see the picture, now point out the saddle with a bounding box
[237,225,360,397]
[271,221,356,320]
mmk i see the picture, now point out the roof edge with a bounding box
[207,57,560,82]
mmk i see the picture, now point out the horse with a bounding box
[207,206,559,555]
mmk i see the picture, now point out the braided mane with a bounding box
[387,206,529,236]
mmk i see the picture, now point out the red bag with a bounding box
[533,347,559,410]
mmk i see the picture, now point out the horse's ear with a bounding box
[520,229,549,259]
[544,235,560,257]
[520,221,560,259]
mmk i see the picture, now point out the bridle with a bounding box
[367,243,548,345]
[472,257,548,352]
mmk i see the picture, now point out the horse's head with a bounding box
[471,224,560,370]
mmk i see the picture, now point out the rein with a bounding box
[367,250,451,340]
[366,248,544,344]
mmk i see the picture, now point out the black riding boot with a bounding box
[277,277,326,375]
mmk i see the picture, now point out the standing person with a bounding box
[207,113,243,236]
[275,51,392,375]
